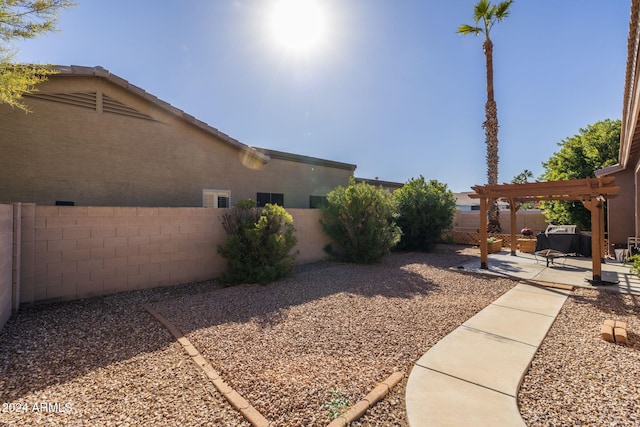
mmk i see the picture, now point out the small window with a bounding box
[309,196,328,209]
[257,192,284,207]
[203,189,230,208]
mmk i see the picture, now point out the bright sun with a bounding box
[268,0,327,54]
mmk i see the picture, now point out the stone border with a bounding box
[142,304,270,427]
[326,371,404,427]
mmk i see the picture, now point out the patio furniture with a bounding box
[535,225,592,257]
[534,249,568,267]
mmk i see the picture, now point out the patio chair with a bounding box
[534,249,568,268]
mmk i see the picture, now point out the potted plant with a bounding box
[487,236,503,253]
[518,228,536,253]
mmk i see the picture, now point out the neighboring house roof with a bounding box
[597,0,640,176]
[43,65,275,164]
[254,148,356,171]
[355,177,404,191]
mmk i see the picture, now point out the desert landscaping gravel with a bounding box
[0,246,638,426]
[518,287,640,427]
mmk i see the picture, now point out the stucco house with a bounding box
[0,65,356,209]
[596,0,640,248]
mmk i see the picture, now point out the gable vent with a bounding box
[26,92,97,110]
[102,95,153,120]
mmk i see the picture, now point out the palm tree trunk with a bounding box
[483,37,501,233]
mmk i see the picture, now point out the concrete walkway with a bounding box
[405,281,571,427]
[406,250,639,426]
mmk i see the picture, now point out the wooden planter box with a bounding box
[518,239,536,253]
[488,239,503,253]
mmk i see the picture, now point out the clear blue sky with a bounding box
[14,0,630,193]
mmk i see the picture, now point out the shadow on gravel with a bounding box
[0,282,223,402]
[0,248,482,402]
[150,249,484,333]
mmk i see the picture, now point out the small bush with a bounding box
[394,177,457,251]
[625,254,640,276]
[217,200,298,285]
[320,178,401,263]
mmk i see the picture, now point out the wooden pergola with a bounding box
[470,177,620,284]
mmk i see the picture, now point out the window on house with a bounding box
[309,196,328,209]
[257,192,284,207]
[471,205,480,211]
[203,190,231,208]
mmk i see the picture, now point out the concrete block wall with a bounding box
[0,205,13,330]
[18,206,330,304]
[453,210,548,233]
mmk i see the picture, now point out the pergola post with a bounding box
[480,197,488,269]
[509,198,518,256]
[589,198,603,283]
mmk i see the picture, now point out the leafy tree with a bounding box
[540,119,621,230]
[394,177,457,251]
[0,0,76,111]
[217,200,298,285]
[458,0,513,233]
[321,178,400,263]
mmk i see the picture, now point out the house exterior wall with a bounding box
[0,74,353,208]
[0,205,13,330]
[15,205,330,305]
[607,168,636,246]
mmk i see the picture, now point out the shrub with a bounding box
[320,178,401,263]
[217,200,298,285]
[393,177,457,251]
[625,254,640,276]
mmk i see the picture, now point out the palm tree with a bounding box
[458,0,513,233]
[511,169,533,184]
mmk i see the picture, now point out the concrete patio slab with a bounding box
[454,251,640,294]
[414,325,538,397]
[405,368,525,427]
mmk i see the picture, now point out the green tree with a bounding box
[540,119,621,230]
[458,0,513,233]
[394,177,457,251]
[0,0,76,111]
[321,178,400,264]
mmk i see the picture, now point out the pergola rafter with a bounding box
[470,177,619,284]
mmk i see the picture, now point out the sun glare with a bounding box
[269,0,327,54]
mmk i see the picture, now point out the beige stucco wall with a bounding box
[17,206,330,304]
[0,204,13,330]
[0,75,352,208]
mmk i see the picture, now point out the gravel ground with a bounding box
[1,246,638,426]
[518,287,640,427]
[149,248,515,426]
[0,282,251,427]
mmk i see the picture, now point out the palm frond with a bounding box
[495,0,513,20]
[457,24,483,35]
[473,0,491,23]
